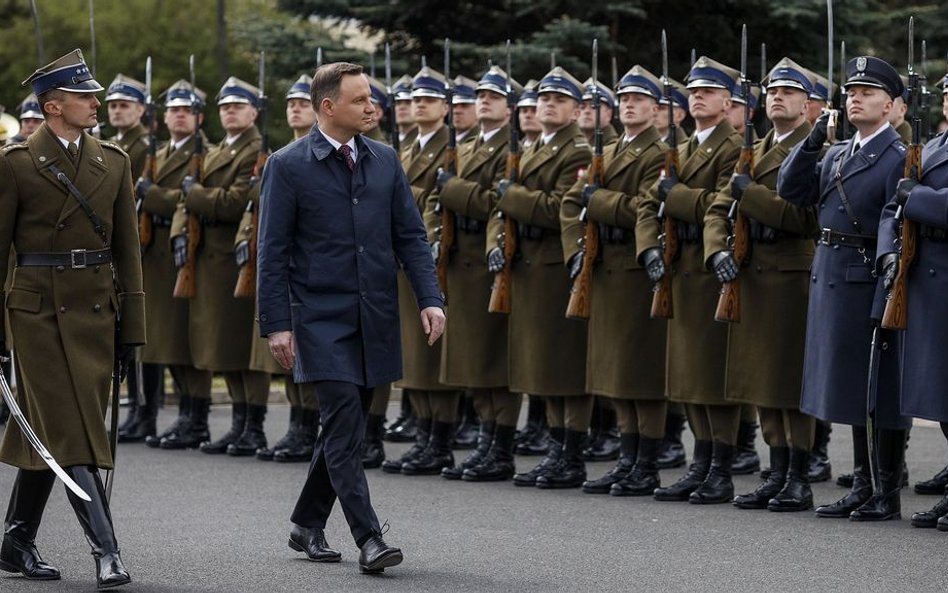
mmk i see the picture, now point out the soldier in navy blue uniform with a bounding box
[879,73,948,529]
[777,56,911,522]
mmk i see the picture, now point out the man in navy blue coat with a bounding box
[777,56,910,522]
[257,62,445,574]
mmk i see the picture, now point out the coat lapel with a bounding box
[679,120,736,181]
[519,123,579,179]
[459,124,509,177]
[405,126,448,183]
[203,126,260,178]
[753,123,810,180]
[155,135,198,184]
[57,133,110,224]
[602,126,661,184]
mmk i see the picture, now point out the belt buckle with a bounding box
[70,248,87,269]
[819,228,833,245]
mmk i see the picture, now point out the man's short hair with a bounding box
[311,63,364,109]
[37,89,66,115]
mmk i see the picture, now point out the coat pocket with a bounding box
[6,288,42,313]
[844,263,875,283]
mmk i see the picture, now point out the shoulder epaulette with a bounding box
[574,139,590,148]
[0,143,29,156]
[101,141,127,154]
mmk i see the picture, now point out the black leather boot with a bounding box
[582,403,621,462]
[536,429,587,489]
[362,413,387,469]
[809,420,832,482]
[0,470,60,580]
[515,397,550,456]
[275,408,319,463]
[383,395,416,443]
[63,467,131,589]
[227,404,268,456]
[258,406,300,461]
[731,421,761,475]
[734,447,789,509]
[381,417,430,473]
[850,428,906,522]
[287,524,341,562]
[914,464,948,495]
[657,411,687,469]
[146,394,190,448]
[463,425,517,482]
[611,436,662,496]
[690,442,735,504]
[768,448,813,512]
[200,402,247,454]
[816,426,871,518]
[442,422,494,480]
[513,427,563,486]
[583,433,637,494]
[0,400,8,425]
[160,396,210,450]
[402,421,455,475]
[117,368,139,436]
[654,439,712,501]
[452,394,480,450]
[911,494,948,528]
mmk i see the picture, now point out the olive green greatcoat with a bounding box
[895,120,912,145]
[561,126,667,399]
[487,122,592,395]
[703,123,818,409]
[110,122,150,179]
[365,126,387,143]
[425,125,510,388]
[140,135,204,365]
[0,124,145,469]
[395,125,449,390]
[170,125,261,371]
[635,120,741,404]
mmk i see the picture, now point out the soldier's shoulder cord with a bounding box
[0,143,28,156]
[100,141,128,155]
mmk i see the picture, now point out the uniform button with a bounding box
[756,266,762,272]
[56,265,65,273]
[524,259,531,265]
[812,275,817,283]
[352,198,359,205]
[930,268,936,276]
[837,205,845,213]
[360,291,367,299]
[260,313,268,322]
[57,223,65,230]
[59,306,66,313]
[828,281,835,288]
[833,244,840,251]
[820,204,825,209]
[358,245,365,253]
[93,304,101,312]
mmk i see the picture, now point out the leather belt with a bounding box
[818,228,876,248]
[17,248,112,269]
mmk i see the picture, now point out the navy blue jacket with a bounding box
[777,125,910,429]
[257,127,444,387]
[879,133,948,421]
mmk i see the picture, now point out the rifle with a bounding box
[758,43,770,135]
[173,55,204,299]
[385,43,399,153]
[566,38,603,319]
[840,40,850,141]
[920,40,930,143]
[488,40,519,314]
[650,30,679,320]
[715,24,753,323]
[29,0,45,66]
[824,0,838,142]
[138,56,157,248]
[881,17,921,330]
[435,38,457,297]
[234,51,268,298]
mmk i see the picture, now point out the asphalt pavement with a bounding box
[1,401,946,593]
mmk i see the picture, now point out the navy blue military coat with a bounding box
[257,127,444,387]
[879,133,948,421]
[777,124,910,429]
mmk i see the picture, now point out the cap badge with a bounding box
[856,57,867,72]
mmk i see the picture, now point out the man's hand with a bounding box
[235,241,250,267]
[896,178,919,207]
[497,179,513,199]
[581,183,598,207]
[135,177,152,205]
[880,252,899,291]
[804,111,831,151]
[711,250,739,284]
[268,331,296,370]
[642,247,665,283]
[420,306,446,346]
[430,240,441,263]
[731,173,752,201]
[487,247,505,273]
[568,252,583,280]
[658,175,679,202]
[181,175,196,196]
[115,344,135,383]
[172,235,188,269]
[436,167,455,192]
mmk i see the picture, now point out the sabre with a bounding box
[0,359,91,501]
[824,0,837,142]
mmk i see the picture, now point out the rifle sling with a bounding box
[49,165,109,247]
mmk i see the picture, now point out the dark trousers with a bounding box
[290,381,381,546]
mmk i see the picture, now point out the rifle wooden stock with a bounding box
[173,152,203,299]
[650,151,679,319]
[138,152,156,248]
[715,146,754,323]
[566,155,604,319]
[436,145,458,297]
[881,143,922,330]
[488,151,520,314]
[233,204,259,298]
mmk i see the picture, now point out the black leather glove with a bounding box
[135,177,152,205]
[896,178,919,207]
[235,241,250,267]
[172,234,188,269]
[658,175,679,202]
[881,252,899,291]
[568,252,583,280]
[430,240,441,263]
[181,175,196,196]
[642,247,665,283]
[731,173,752,201]
[436,167,455,192]
[115,344,135,383]
[581,183,598,207]
[711,250,739,284]
[497,179,513,199]
[804,111,831,151]
[487,247,506,273]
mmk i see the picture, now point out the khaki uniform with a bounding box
[110,123,149,179]
[0,124,145,469]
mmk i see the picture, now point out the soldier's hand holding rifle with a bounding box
[804,111,831,151]
[896,178,918,206]
[711,250,739,284]
[487,245,505,273]
[642,247,665,283]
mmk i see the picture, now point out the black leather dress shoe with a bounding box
[914,464,948,495]
[358,535,403,574]
[288,525,341,562]
[0,535,60,580]
[911,495,948,528]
